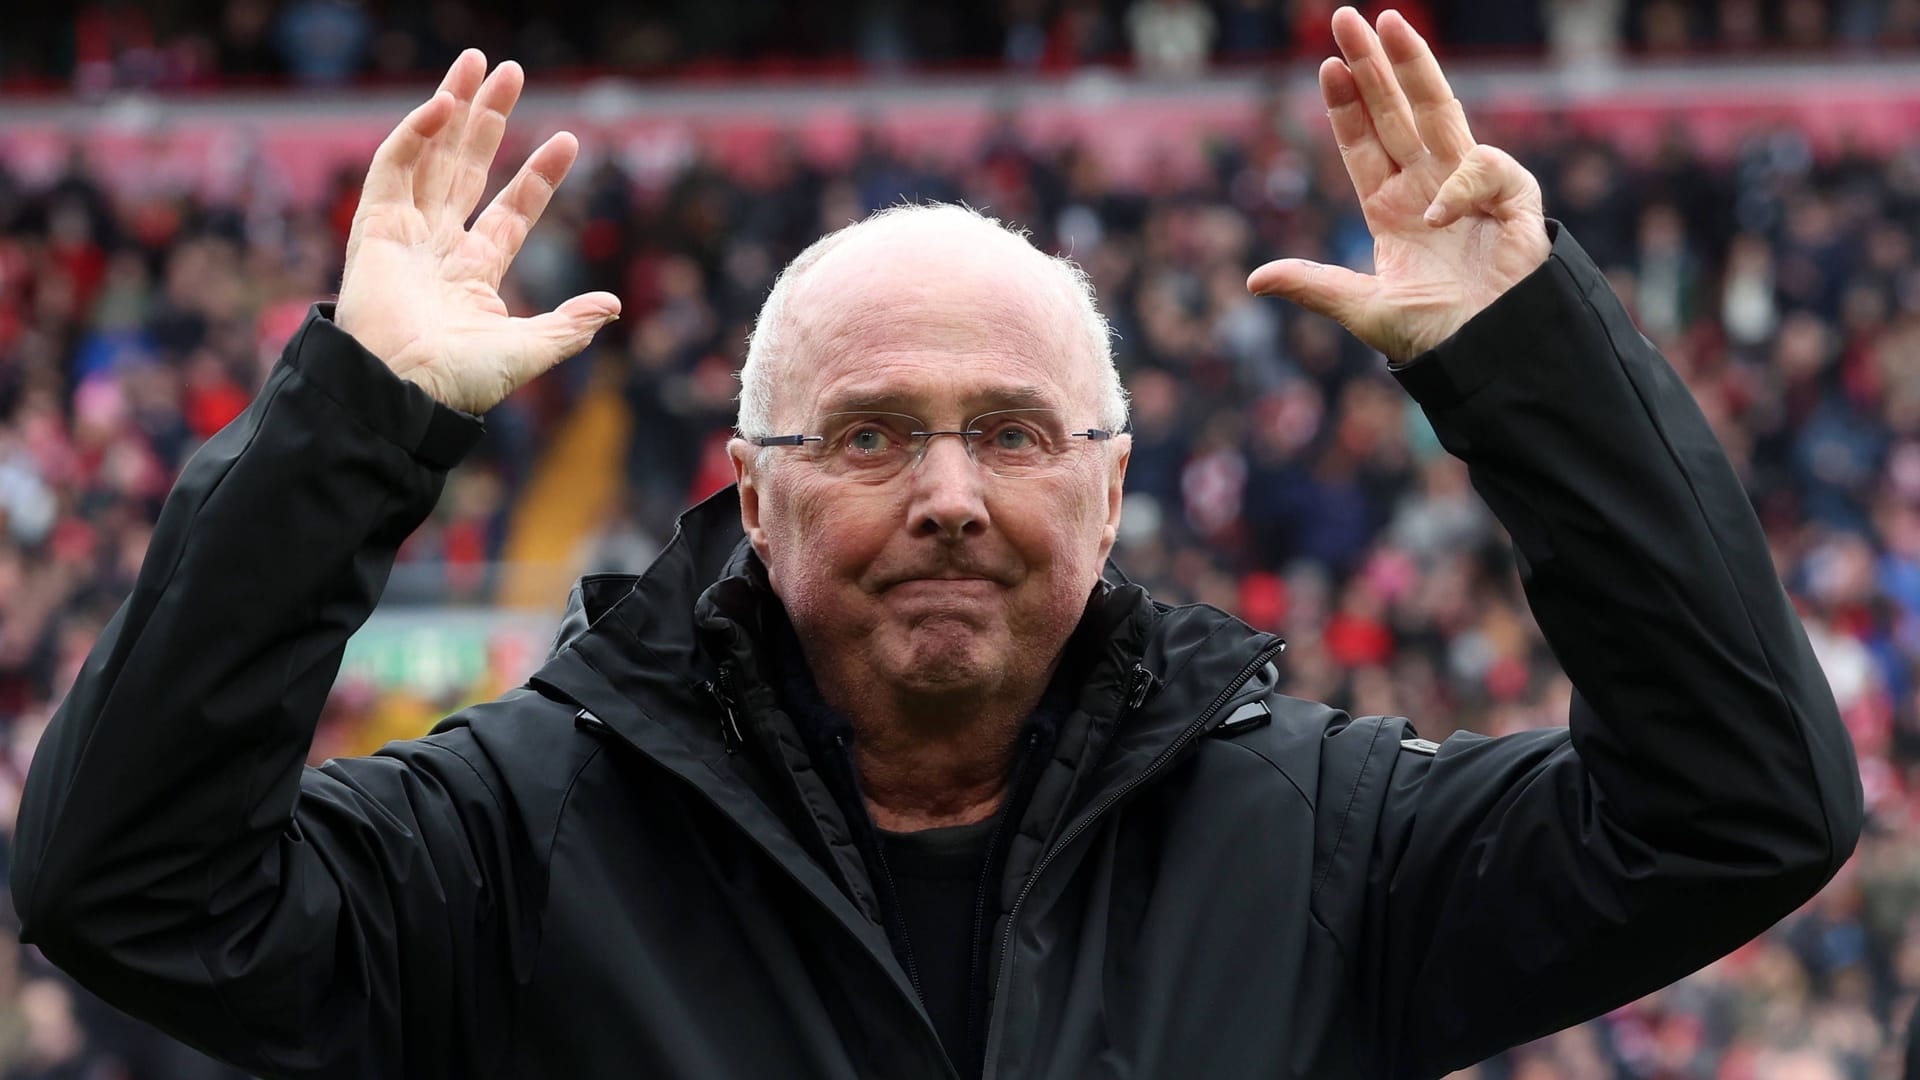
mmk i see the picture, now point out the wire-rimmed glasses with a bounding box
[749,409,1113,482]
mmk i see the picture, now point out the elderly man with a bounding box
[11,7,1859,1080]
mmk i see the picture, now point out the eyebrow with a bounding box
[815,384,1060,419]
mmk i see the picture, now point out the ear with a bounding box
[1098,433,1131,563]
[728,438,772,562]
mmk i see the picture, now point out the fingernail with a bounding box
[1423,203,1444,225]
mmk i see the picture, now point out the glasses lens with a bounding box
[970,409,1072,478]
[817,412,918,479]
[800,409,1091,481]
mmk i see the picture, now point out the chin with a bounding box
[887,624,1004,694]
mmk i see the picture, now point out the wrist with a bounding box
[301,305,484,467]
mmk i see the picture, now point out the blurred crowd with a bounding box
[16,0,1920,91]
[6,72,1920,1080]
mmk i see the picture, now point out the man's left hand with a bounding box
[1248,6,1550,363]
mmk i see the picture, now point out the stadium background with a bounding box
[4,1,1920,1077]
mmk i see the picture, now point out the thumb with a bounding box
[1246,259,1376,325]
[1424,144,1538,229]
[507,291,622,383]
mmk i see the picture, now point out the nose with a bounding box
[907,432,989,540]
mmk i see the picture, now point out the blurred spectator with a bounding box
[1545,0,1623,67]
[7,58,1920,1078]
[1216,0,1286,58]
[217,0,286,79]
[1126,0,1216,75]
[26,1,1920,89]
[274,0,374,85]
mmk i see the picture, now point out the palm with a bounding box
[1248,9,1548,362]
[1360,166,1544,360]
[335,52,620,413]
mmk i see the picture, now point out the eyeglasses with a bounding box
[750,409,1113,482]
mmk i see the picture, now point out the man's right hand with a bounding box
[334,51,621,414]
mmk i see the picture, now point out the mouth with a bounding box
[883,576,1003,595]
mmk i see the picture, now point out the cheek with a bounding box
[996,474,1114,589]
[759,476,893,605]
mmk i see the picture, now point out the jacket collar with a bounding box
[530,485,1282,800]
[524,485,1282,922]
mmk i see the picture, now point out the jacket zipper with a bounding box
[705,669,745,754]
[1125,662,1157,710]
[837,732,925,1006]
[963,727,1043,1059]
[700,674,926,1003]
[982,637,1286,1075]
[570,703,954,1077]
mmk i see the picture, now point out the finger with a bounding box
[1424,145,1539,228]
[360,91,458,210]
[505,291,623,385]
[473,131,580,277]
[1378,9,1474,164]
[447,61,526,229]
[1321,58,1392,200]
[415,50,487,223]
[1331,6,1427,169]
[1246,258,1379,327]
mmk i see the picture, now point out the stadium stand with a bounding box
[5,12,1920,1080]
[11,0,1920,91]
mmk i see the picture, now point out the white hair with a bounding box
[737,202,1127,440]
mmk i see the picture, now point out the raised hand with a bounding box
[334,51,621,413]
[1247,7,1549,363]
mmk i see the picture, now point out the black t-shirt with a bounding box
[879,819,997,1077]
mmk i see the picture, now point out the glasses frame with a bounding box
[749,408,1114,480]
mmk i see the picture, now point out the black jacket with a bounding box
[11,225,1863,1079]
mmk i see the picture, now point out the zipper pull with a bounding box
[1125,663,1158,711]
[705,673,745,754]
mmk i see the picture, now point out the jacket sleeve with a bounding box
[1349,222,1864,1076]
[9,306,517,1078]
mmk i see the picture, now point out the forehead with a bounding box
[781,226,1098,420]
[815,381,1061,420]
